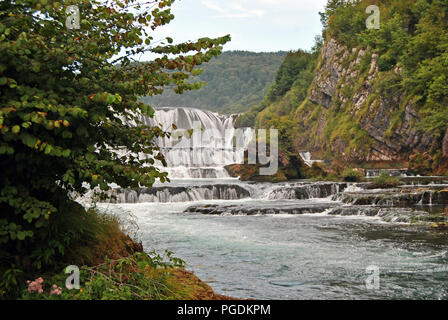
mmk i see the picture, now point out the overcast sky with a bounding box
[147,0,328,55]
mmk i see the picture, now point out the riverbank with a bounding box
[11,206,238,300]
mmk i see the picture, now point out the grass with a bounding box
[341,168,363,182]
[370,172,400,188]
[11,204,234,300]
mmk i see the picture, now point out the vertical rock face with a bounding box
[443,127,448,159]
[309,38,346,108]
[301,37,437,163]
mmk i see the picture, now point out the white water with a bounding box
[139,107,254,178]
[94,107,448,299]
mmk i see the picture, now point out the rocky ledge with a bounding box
[334,188,448,206]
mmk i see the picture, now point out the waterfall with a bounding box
[267,182,348,200]
[107,184,251,203]
[139,107,254,178]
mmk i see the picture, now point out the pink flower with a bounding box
[50,286,62,295]
[27,277,45,294]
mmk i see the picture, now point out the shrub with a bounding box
[341,168,363,182]
[1,205,140,299]
[306,162,328,179]
[370,172,400,189]
[20,251,187,300]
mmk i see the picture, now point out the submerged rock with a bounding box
[267,182,348,200]
[184,203,336,216]
[335,189,448,206]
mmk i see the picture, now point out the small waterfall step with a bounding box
[107,184,252,203]
[365,168,409,177]
[299,151,324,167]
[267,182,348,200]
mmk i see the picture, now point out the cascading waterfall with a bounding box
[139,107,254,179]
[100,107,256,203]
[108,184,251,203]
[267,182,348,200]
[103,107,448,211]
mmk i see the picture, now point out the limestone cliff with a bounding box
[294,37,445,172]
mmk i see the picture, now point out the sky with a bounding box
[146,0,328,56]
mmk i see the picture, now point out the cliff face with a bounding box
[444,127,448,159]
[245,1,448,175]
[296,37,441,166]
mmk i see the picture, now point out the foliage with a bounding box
[20,251,189,300]
[241,0,448,172]
[143,51,286,114]
[341,168,363,182]
[0,0,229,297]
[324,0,448,140]
[238,49,317,129]
[1,204,139,299]
[370,172,400,188]
[408,153,435,176]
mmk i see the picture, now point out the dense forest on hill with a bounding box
[142,51,286,114]
[238,0,448,175]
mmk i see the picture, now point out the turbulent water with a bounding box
[139,107,254,179]
[95,108,448,300]
[98,177,448,300]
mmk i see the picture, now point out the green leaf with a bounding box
[44,144,53,154]
[11,125,20,134]
[62,149,71,158]
[17,231,26,240]
[106,94,116,104]
[22,134,37,148]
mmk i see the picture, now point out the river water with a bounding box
[98,178,448,300]
[95,107,448,299]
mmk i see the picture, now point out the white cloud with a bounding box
[200,0,328,24]
[257,0,327,9]
[201,0,265,19]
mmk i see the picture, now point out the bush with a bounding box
[370,172,400,189]
[306,162,328,179]
[341,168,363,182]
[1,205,140,299]
[19,251,187,300]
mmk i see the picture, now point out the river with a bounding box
[95,107,448,300]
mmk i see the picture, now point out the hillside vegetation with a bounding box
[239,0,448,175]
[143,51,286,114]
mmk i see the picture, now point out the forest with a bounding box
[143,50,286,114]
[238,0,448,176]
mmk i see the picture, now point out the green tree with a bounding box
[144,51,286,114]
[0,0,230,288]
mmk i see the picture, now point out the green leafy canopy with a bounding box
[0,0,230,273]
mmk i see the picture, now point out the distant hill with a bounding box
[142,51,287,114]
